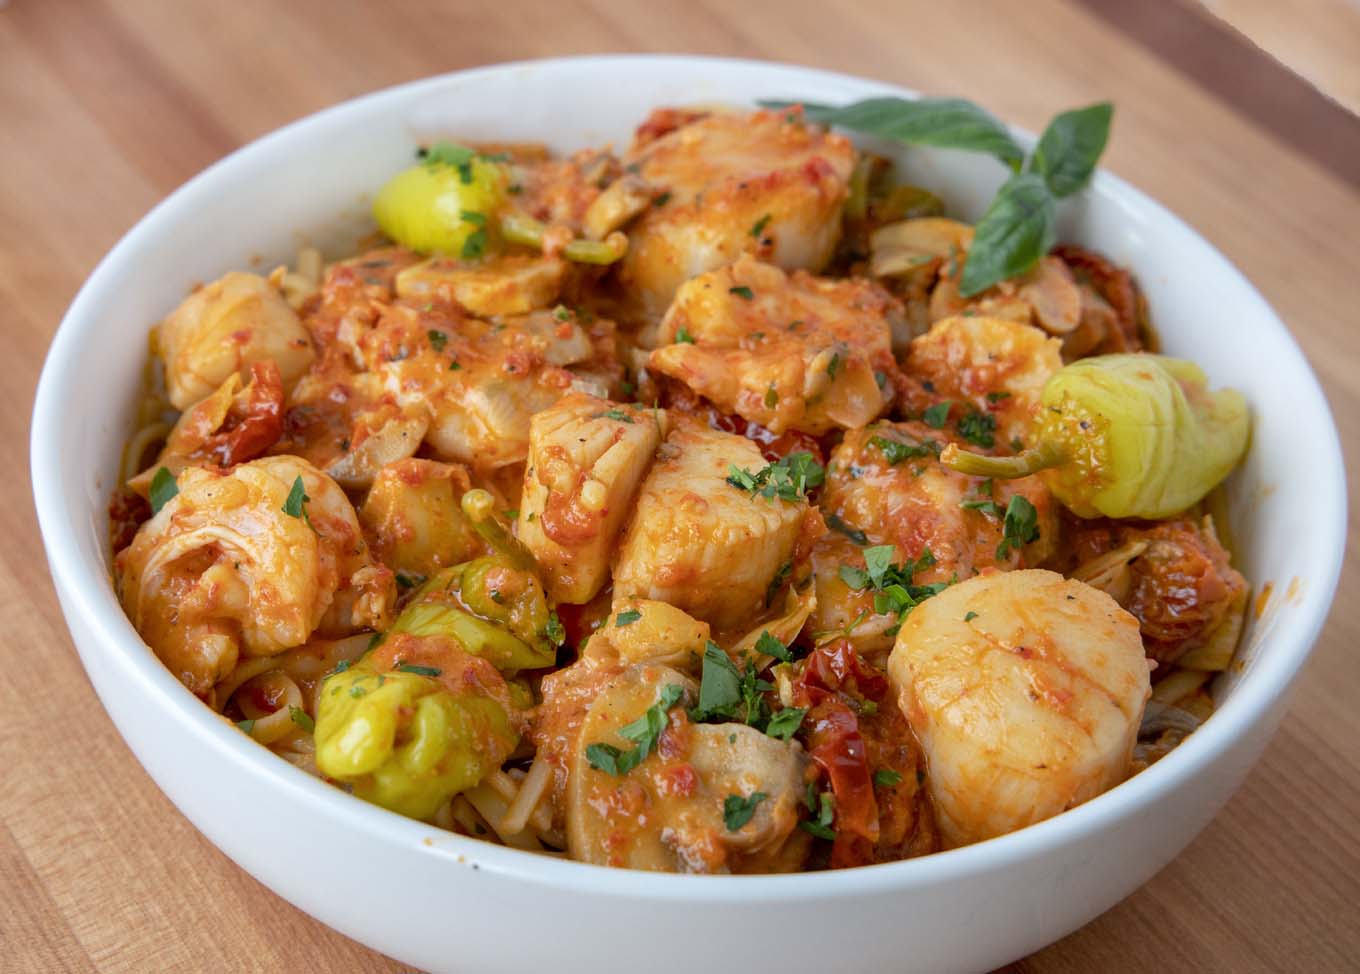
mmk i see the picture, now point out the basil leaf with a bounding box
[396,663,442,676]
[1031,102,1113,198]
[775,97,1024,172]
[959,173,1056,297]
[753,631,793,663]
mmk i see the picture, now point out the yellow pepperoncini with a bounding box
[942,354,1248,519]
[373,143,508,257]
[387,490,561,671]
[315,664,518,820]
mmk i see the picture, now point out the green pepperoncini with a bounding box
[942,354,1248,519]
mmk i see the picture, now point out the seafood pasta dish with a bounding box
[110,97,1251,872]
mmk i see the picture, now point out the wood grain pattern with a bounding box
[1,1,1356,971]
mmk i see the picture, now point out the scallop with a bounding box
[611,427,808,632]
[648,256,899,435]
[517,394,666,603]
[887,570,1150,847]
[619,108,855,314]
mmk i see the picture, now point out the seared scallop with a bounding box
[649,256,899,435]
[888,570,1150,847]
[612,426,809,632]
[619,108,856,314]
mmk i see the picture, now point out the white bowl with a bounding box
[31,56,1347,974]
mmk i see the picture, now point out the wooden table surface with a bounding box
[3,1,1357,971]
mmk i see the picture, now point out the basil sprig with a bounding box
[762,96,1113,296]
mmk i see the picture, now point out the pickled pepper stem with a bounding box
[498,213,628,265]
[940,439,1068,479]
[460,489,540,572]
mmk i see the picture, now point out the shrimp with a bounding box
[157,271,314,410]
[887,569,1150,847]
[116,456,395,696]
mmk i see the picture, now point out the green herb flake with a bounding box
[764,384,779,409]
[764,707,806,742]
[996,494,1040,560]
[922,402,951,428]
[872,435,939,465]
[750,214,772,238]
[754,630,793,663]
[594,408,635,423]
[653,191,672,207]
[148,466,178,514]
[800,790,837,840]
[585,683,685,776]
[957,409,997,448]
[873,768,904,788]
[615,609,643,628]
[729,285,755,301]
[675,325,696,344]
[427,329,448,352]
[397,663,442,677]
[236,719,256,734]
[544,611,566,647]
[281,475,314,529]
[288,706,315,734]
[726,452,824,503]
[723,791,768,831]
[825,512,869,546]
[964,611,979,622]
[839,545,951,622]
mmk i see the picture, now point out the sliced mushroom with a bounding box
[869,218,974,278]
[566,664,808,872]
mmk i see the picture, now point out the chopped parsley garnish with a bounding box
[871,435,940,465]
[873,768,904,788]
[544,611,566,647]
[503,509,519,521]
[585,683,685,776]
[288,706,315,734]
[427,329,448,352]
[148,466,178,514]
[653,191,672,207]
[729,285,755,300]
[723,792,768,831]
[753,630,794,663]
[460,210,489,260]
[964,611,979,622]
[750,213,772,238]
[281,475,314,529]
[689,641,785,737]
[332,659,352,675]
[986,390,1012,402]
[839,545,951,630]
[593,408,635,423]
[421,141,478,183]
[996,494,1040,559]
[764,706,806,741]
[957,409,997,448]
[397,663,442,677]
[726,452,824,502]
[448,358,462,371]
[826,352,841,380]
[800,788,837,840]
[615,609,642,627]
[675,325,696,344]
[764,384,779,409]
[825,512,869,546]
[922,402,951,428]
